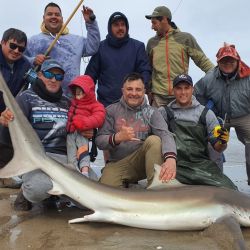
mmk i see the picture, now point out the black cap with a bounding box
[173,74,193,87]
[110,13,126,24]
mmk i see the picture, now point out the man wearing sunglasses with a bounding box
[0,28,31,188]
[0,59,72,210]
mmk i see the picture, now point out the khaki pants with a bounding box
[100,135,163,187]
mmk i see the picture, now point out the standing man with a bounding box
[96,72,176,188]
[25,2,100,96]
[85,12,151,107]
[0,28,31,188]
[159,74,236,190]
[194,44,250,185]
[145,6,214,107]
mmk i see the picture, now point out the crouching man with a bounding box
[96,72,177,188]
[159,74,237,190]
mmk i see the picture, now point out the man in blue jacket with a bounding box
[0,28,31,188]
[85,12,151,107]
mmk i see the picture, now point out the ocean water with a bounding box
[223,129,248,194]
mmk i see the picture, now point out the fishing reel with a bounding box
[24,68,38,85]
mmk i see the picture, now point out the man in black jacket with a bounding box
[0,28,31,188]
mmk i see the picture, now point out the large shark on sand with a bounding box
[0,73,250,234]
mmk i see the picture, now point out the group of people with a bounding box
[0,3,249,212]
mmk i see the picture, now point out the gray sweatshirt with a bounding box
[96,97,176,162]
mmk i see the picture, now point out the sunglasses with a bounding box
[42,71,64,81]
[9,42,26,53]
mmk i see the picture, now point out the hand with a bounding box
[34,54,49,66]
[159,158,176,182]
[217,127,229,144]
[82,6,95,23]
[115,119,140,143]
[0,108,14,127]
[81,129,94,139]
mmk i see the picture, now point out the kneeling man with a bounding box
[96,72,176,187]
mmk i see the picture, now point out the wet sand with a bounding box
[1,130,250,250]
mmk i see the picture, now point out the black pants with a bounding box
[0,143,13,168]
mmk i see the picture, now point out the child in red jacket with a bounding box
[66,75,105,177]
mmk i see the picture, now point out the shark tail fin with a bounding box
[0,154,39,178]
[147,164,185,190]
[0,73,46,178]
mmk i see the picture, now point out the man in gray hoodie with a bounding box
[96,72,176,188]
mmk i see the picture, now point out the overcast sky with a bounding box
[0,0,249,82]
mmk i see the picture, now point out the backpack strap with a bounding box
[164,106,176,132]
[198,107,209,127]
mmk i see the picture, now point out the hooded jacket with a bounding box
[85,12,151,107]
[96,96,176,162]
[147,27,214,96]
[25,21,100,96]
[194,66,250,119]
[66,75,105,133]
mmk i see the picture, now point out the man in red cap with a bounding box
[194,43,250,184]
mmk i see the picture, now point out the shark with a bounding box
[0,72,250,235]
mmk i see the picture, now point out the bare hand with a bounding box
[81,129,94,139]
[115,119,140,143]
[81,6,94,23]
[159,158,176,182]
[0,108,14,127]
[34,54,49,66]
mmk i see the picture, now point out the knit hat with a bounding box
[145,6,172,20]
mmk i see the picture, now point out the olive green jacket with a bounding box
[147,27,214,96]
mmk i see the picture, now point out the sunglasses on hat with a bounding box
[42,71,64,81]
[9,42,26,53]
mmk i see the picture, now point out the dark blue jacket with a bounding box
[0,45,31,112]
[85,12,151,107]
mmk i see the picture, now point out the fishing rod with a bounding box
[24,0,95,85]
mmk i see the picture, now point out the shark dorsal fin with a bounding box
[147,164,185,190]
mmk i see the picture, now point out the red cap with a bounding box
[216,44,240,62]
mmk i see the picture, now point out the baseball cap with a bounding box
[216,44,240,62]
[173,74,193,87]
[41,59,65,73]
[145,6,172,20]
[110,13,126,24]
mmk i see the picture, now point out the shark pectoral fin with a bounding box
[69,212,102,224]
[47,180,64,196]
[147,163,185,190]
[68,217,87,224]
